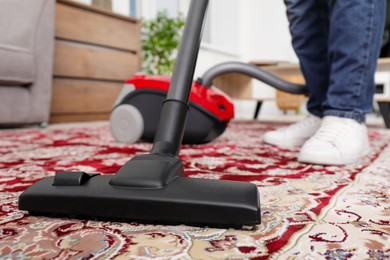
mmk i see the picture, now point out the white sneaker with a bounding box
[262,115,322,148]
[298,116,371,165]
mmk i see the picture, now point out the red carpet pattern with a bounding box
[0,121,389,259]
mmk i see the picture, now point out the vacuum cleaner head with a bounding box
[19,154,261,228]
[110,75,234,144]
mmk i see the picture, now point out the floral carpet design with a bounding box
[0,121,389,259]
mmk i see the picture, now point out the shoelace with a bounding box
[313,119,351,143]
[289,116,320,131]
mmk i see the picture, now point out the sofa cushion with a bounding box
[0,44,34,85]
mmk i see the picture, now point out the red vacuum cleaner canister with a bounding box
[110,75,234,144]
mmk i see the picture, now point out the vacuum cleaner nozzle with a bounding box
[19,154,261,228]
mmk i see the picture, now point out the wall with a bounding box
[194,1,299,119]
[238,1,297,62]
[236,1,300,119]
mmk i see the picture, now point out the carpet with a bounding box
[0,121,389,259]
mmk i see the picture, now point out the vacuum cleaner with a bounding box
[110,74,234,144]
[110,63,306,146]
[19,0,261,228]
[18,0,307,228]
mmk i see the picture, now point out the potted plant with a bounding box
[141,11,185,75]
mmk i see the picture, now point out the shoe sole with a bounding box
[298,147,371,166]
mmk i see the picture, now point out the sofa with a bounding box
[0,0,55,125]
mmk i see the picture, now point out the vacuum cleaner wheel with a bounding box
[110,104,144,143]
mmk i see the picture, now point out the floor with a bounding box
[2,120,389,259]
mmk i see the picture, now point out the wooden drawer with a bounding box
[56,0,141,52]
[51,78,122,114]
[50,113,112,123]
[54,40,139,81]
[50,78,120,123]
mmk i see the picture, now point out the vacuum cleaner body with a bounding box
[110,75,234,144]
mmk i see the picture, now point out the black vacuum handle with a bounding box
[166,0,208,102]
[151,0,209,156]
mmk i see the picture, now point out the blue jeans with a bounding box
[284,0,386,123]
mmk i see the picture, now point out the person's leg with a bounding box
[284,0,330,117]
[323,0,386,122]
[298,0,386,165]
[263,0,328,148]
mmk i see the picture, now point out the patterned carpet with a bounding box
[0,121,389,259]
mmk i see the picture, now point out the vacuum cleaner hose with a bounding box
[199,61,308,95]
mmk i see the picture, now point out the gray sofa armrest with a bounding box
[0,0,55,124]
[29,0,55,123]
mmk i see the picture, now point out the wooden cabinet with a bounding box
[50,0,141,123]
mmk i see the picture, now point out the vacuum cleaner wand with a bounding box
[18,0,261,228]
[151,0,208,156]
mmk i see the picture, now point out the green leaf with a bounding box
[141,10,185,75]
